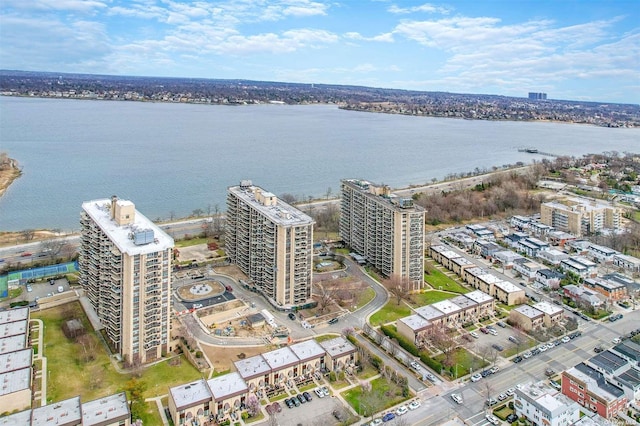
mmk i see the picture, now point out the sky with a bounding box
[1,0,639,104]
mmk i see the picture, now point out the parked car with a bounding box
[26,284,33,292]
[508,336,519,343]
[488,328,498,336]
[594,345,605,353]
[490,366,499,374]
[522,351,532,359]
[369,419,383,426]
[612,337,622,344]
[486,398,498,406]
[506,413,519,423]
[481,370,491,378]
[288,312,296,320]
[321,386,330,397]
[497,393,508,401]
[561,336,570,343]
[410,361,420,370]
[506,388,515,396]
[332,410,344,421]
[486,414,500,425]
[512,356,523,363]
[328,317,339,324]
[480,327,489,334]
[451,393,463,404]
[292,397,300,407]
[424,373,436,382]
[302,391,312,402]
[545,368,556,377]
[470,331,479,339]
[491,344,504,351]
[314,388,324,398]
[408,401,421,410]
[395,405,408,416]
[285,398,294,409]
[496,321,507,328]
[382,412,396,422]
[470,373,482,382]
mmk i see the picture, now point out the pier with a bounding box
[517,148,558,157]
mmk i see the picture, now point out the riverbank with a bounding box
[0,154,21,198]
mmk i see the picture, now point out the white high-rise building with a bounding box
[340,179,425,288]
[79,196,174,365]
[225,181,314,308]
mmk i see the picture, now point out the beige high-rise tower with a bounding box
[340,179,425,289]
[225,181,314,309]
[79,196,174,365]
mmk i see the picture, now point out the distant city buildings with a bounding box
[528,92,548,100]
[540,199,623,237]
[225,181,314,309]
[340,179,425,289]
[79,196,174,365]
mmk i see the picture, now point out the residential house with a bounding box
[584,277,627,301]
[612,253,640,274]
[532,301,564,327]
[535,269,564,290]
[562,363,627,419]
[537,249,569,266]
[514,381,580,426]
[513,258,545,281]
[560,256,598,279]
[587,244,619,263]
[509,305,544,331]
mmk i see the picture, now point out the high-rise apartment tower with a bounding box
[79,196,174,365]
[225,181,314,309]
[340,179,425,289]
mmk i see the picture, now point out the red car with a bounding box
[480,327,489,334]
[21,252,32,257]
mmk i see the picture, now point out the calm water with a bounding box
[1,96,639,231]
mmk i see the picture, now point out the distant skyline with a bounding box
[1,0,638,104]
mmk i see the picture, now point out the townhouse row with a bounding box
[169,336,357,425]
[396,290,495,347]
[429,245,526,305]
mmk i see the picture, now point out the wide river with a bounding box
[0,97,638,232]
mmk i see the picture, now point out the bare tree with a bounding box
[426,324,458,367]
[39,239,69,260]
[314,283,335,314]
[385,275,411,306]
[21,229,35,242]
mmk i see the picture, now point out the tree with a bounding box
[314,283,335,314]
[325,187,332,200]
[125,378,148,421]
[39,239,69,260]
[246,394,260,417]
[192,208,204,217]
[385,275,411,306]
[21,229,35,242]
[279,193,296,204]
[426,324,458,367]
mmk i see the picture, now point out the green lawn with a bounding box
[424,265,469,294]
[314,333,340,343]
[369,301,412,326]
[503,337,538,358]
[175,237,209,247]
[434,348,487,379]
[35,302,202,405]
[410,290,456,308]
[354,287,376,310]
[341,377,408,416]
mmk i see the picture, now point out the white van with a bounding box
[57,285,64,293]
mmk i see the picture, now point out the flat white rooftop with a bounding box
[494,281,523,293]
[0,307,29,324]
[513,305,543,319]
[82,198,174,255]
[415,305,445,321]
[0,409,31,425]
[399,314,431,331]
[464,290,493,304]
[319,336,356,359]
[0,348,32,373]
[208,372,248,400]
[228,185,314,226]
[82,392,130,426]
[0,368,31,397]
[533,301,563,316]
[0,334,28,355]
[0,319,28,339]
[289,339,325,362]
[169,379,212,410]
[234,355,271,380]
[262,347,299,370]
[32,396,82,426]
[432,300,462,315]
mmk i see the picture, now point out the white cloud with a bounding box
[388,3,451,15]
[344,31,394,42]
[283,1,329,17]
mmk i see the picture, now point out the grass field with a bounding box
[354,287,376,310]
[409,290,457,308]
[369,301,412,326]
[35,302,201,423]
[434,348,487,379]
[424,266,469,294]
[341,377,408,416]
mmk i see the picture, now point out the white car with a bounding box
[506,387,515,396]
[410,361,420,370]
[470,373,482,382]
[522,351,532,359]
[470,331,479,339]
[395,405,408,416]
[613,337,621,344]
[485,414,500,425]
[314,388,324,398]
[369,420,383,426]
[488,328,498,336]
[451,393,463,404]
[538,345,547,352]
[546,342,555,350]
[562,336,570,343]
[408,401,421,410]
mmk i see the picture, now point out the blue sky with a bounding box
[1,0,638,103]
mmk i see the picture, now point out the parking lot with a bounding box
[263,388,350,426]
